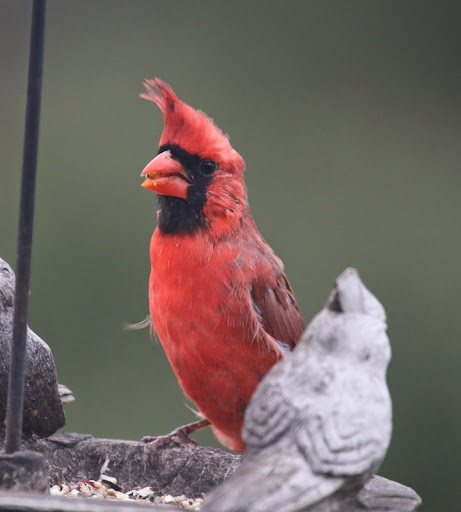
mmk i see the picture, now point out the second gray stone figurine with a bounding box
[203,268,392,512]
[0,257,70,437]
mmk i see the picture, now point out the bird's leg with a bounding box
[141,419,211,448]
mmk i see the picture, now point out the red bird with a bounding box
[140,79,304,451]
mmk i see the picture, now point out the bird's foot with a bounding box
[141,419,210,448]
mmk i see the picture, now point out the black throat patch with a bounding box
[156,144,215,235]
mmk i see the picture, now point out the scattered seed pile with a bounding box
[50,458,204,510]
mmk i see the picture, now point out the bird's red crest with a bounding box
[140,79,178,117]
[140,78,238,163]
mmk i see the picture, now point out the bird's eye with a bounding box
[200,160,216,175]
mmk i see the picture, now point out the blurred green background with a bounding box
[1,1,460,509]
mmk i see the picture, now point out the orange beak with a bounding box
[140,150,190,200]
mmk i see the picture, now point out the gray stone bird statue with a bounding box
[203,268,393,512]
[0,257,73,438]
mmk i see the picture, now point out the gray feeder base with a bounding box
[0,433,421,512]
[0,433,241,497]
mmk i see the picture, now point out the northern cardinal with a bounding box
[140,79,304,451]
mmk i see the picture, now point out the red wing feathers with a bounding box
[251,263,304,350]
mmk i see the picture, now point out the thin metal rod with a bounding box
[5,0,47,454]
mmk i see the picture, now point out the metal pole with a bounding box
[5,0,47,454]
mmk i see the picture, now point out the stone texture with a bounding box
[0,450,48,493]
[0,258,66,437]
[0,433,420,512]
[356,476,422,512]
[0,433,242,497]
